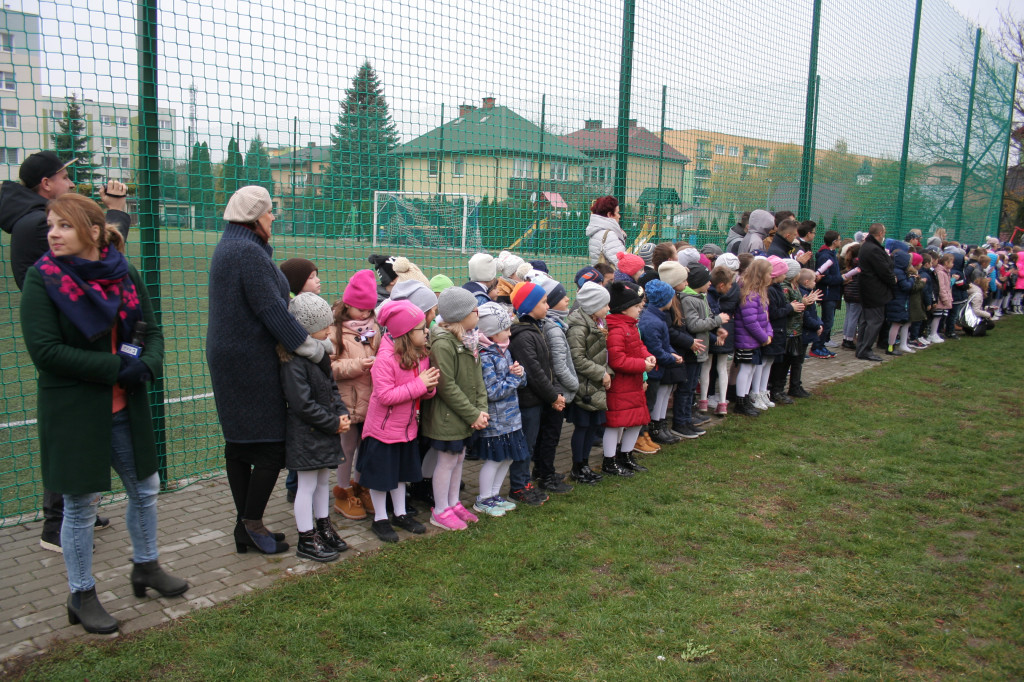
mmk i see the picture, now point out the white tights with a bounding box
[602,426,641,459]
[735,362,755,398]
[478,459,513,500]
[431,449,466,511]
[698,358,712,401]
[368,482,407,522]
[294,468,330,532]
[754,357,774,394]
[651,384,673,420]
[888,322,909,346]
[929,316,942,335]
[701,354,732,403]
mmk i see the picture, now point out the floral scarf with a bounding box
[34,247,142,342]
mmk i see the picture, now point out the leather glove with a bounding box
[117,356,152,387]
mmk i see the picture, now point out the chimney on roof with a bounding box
[584,119,602,130]
[482,97,496,109]
[627,119,637,128]
[459,104,477,117]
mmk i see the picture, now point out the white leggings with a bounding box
[700,355,732,403]
[735,362,755,398]
[651,384,673,420]
[698,358,712,401]
[294,468,331,532]
[603,426,641,459]
[368,483,407,522]
[753,357,774,394]
[888,322,909,346]
[478,459,513,500]
[431,449,466,511]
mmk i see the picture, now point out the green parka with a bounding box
[20,265,164,495]
[566,307,609,412]
[420,328,487,442]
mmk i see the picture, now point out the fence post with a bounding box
[996,64,1018,238]
[613,0,636,204]
[896,0,924,234]
[954,28,983,242]
[535,94,546,255]
[798,0,822,221]
[137,0,166,483]
[656,85,667,235]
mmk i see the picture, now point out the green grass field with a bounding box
[0,226,596,520]
[7,317,1022,680]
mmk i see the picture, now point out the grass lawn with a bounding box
[7,318,1023,680]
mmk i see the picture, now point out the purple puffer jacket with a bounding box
[734,293,772,350]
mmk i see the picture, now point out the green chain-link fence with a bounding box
[0,0,1015,522]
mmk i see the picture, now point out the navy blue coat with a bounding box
[814,247,843,302]
[799,286,825,344]
[707,282,739,354]
[638,305,679,380]
[884,250,913,323]
[764,283,790,357]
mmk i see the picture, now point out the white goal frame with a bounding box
[372,191,474,254]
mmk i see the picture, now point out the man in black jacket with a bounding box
[855,223,895,361]
[0,151,130,551]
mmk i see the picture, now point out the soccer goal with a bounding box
[372,191,482,254]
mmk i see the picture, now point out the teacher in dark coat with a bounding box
[855,222,895,362]
[21,193,187,635]
[206,186,333,555]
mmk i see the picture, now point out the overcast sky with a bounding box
[8,0,1018,165]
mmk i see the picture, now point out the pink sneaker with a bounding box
[715,400,729,416]
[451,502,479,523]
[697,399,708,413]
[430,507,467,531]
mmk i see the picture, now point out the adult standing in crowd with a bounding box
[20,193,187,634]
[1,151,131,553]
[855,223,895,362]
[738,209,774,255]
[586,196,626,267]
[206,186,334,555]
[725,211,750,255]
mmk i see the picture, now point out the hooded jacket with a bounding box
[0,181,131,290]
[281,353,348,471]
[739,218,772,254]
[725,223,746,255]
[544,309,579,402]
[585,213,626,267]
[680,287,724,364]
[362,333,434,444]
[884,250,913,322]
[637,305,679,379]
[707,282,739,354]
[604,313,651,428]
[479,341,527,437]
[420,328,487,442]
[734,292,772,350]
[509,316,559,409]
[331,319,380,423]
[566,307,609,412]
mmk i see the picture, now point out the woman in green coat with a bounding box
[20,193,187,635]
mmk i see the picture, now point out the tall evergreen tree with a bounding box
[327,61,401,201]
[222,135,244,198]
[242,135,274,193]
[50,95,93,184]
[189,141,215,228]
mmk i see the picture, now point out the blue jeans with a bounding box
[62,410,160,593]
[510,405,542,491]
[814,300,837,351]
[672,364,700,427]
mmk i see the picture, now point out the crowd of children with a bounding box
[270,212,1017,558]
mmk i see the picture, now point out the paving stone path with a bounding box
[0,346,893,662]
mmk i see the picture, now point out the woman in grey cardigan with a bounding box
[206,186,333,555]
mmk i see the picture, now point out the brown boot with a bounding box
[634,431,660,454]
[333,486,367,520]
[350,480,374,514]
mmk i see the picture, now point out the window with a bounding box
[585,166,609,184]
[0,33,13,53]
[101,115,115,127]
[427,158,439,178]
[290,172,307,188]
[120,156,130,168]
[550,162,567,181]
[714,144,724,155]
[1,147,18,164]
[728,146,738,157]
[1,109,17,128]
[513,157,533,179]
[158,118,171,129]
[118,116,128,127]
[159,141,172,152]
[0,71,14,91]
[714,163,722,173]
[451,156,464,177]
[938,175,953,186]
[696,140,711,159]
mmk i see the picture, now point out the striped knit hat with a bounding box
[511,281,546,316]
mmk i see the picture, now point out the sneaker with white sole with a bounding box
[492,496,517,512]
[927,333,945,343]
[472,497,506,517]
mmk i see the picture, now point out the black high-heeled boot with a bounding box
[131,560,189,598]
[237,519,289,554]
[67,587,118,634]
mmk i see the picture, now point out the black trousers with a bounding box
[856,306,885,358]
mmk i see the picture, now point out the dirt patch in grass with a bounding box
[927,546,968,563]
[996,495,1022,512]
[924,490,951,500]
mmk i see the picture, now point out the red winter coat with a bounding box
[605,313,651,428]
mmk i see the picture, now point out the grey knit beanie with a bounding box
[784,259,801,281]
[388,280,437,314]
[477,301,513,337]
[636,241,656,266]
[288,292,333,334]
[224,186,272,223]
[577,281,611,315]
[438,286,479,324]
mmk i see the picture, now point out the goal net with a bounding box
[373,192,483,253]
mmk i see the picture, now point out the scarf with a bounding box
[478,332,510,354]
[35,246,142,342]
[547,308,568,329]
[460,329,480,360]
[342,318,376,344]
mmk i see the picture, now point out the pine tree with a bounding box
[50,95,93,184]
[242,135,274,193]
[327,61,401,201]
[189,141,215,228]
[222,135,244,198]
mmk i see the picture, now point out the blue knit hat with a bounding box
[644,279,674,309]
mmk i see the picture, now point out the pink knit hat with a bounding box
[910,252,923,268]
[342,269,378,310]
[616,252,645,278]
[377,299,425,338]
[767,255,788,279]
[698,253,712,270]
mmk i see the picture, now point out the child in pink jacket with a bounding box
[357,300,439,543]
[929,254,954,342]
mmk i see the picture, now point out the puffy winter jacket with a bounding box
[680,288,724,364]
[918,267,937,309]
[815,247,843,302]
[707,282,739,354]
[566,307,609,412]
[734,292,772,350]
[638,305,679,379]
[739,219,771,254]
[361,334,434,444]
[331,320,380,423]
[764,283,794,356]
[908,277,928,323]
[934,263,953,310]
[544,309,579,403]
[585,214,626,266]
[509,316,559,409]
[420,328,487,442]
[281,354,348,471]
[884,250,913,323]
[479,342,527,437]
[605,313,651,428]
[799,285,824,345]
[766,235,795,260]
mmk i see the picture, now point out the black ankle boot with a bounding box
[315,517,348,553]
[569,462,599,485]
[735,395,760,417]
[131,560,189,598]
[601,456,634,477]
[234,519,285,546]
[296,530,339,562]
[581,463,602,482]
[620,451,648,473]
[238,519,289,554]
[67,587,118,634]
[650,420,682,444]
[770,391,794,405]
